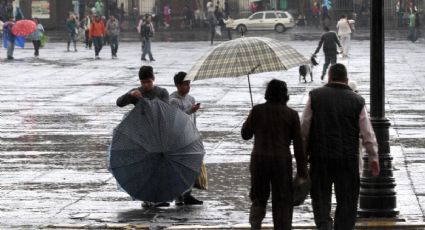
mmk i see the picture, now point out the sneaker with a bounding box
[184,195,203,205]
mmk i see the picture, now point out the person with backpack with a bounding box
[140,14,155,62]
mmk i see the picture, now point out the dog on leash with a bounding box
[299,55,319,83]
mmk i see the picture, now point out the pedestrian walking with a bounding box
[3,16,15,60]
[89,15,105,59]
[29,18,44,57]
[116,65,170,208]
[313,26,342,81]
[66,14,78,52]
[301,63,380,230]
[170,72,204,206]
[82,14,93,49]
[206,1,217,45]
[223,16,233,40]
[336,15,354,58]
[163,4,171,28]
[241,79,308,230]
[95,0,104,16]
[106,15,120,59]
[140,14,155,62]
[408,11,417,42]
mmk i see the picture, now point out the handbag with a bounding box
[193,163,208,190]
[215,25,222,36]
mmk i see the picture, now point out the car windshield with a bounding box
[249,13,263,20]
[276,12,288,18]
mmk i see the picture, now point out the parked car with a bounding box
[227,11,295,33]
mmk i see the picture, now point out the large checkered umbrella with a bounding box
[187,37,309,106]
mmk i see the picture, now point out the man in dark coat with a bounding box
[241,79,308,230]
[313,26,342,81]
[301,64,380,230]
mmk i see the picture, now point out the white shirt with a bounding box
[336,19,353,36]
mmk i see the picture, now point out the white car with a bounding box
[228,11,295,33]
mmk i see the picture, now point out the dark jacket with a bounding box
[314,31,341,56]
[309,83,365,160]
[116,86,169,107]
[241,102,307,177]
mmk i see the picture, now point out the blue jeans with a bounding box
[109,35,119,56]
[141,38,153,60]
[92,36,103,56]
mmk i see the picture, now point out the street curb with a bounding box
[40,221,425,229]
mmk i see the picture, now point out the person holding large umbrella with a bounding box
[115,65,171,208]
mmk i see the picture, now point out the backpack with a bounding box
[141,23,153,37]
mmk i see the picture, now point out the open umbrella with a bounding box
[186,37,310,106]
[109,98,205,203]
[11,19,36,36]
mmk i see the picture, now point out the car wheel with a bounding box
[275,24,286,33]
[237,24,247,34]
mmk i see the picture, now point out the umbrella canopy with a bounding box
[109,99,205,203]
[11,19,36,36]
[187,37,310,81]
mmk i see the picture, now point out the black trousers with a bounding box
[310,157,360,230]
[32,40,40,56]
[250,155,293,230]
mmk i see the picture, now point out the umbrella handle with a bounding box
[247,74,253,108]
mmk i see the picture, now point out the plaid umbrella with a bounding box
[187,37,309,106]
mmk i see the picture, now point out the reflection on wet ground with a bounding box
[0,41,424,228]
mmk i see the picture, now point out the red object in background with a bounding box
[11,19,36,36]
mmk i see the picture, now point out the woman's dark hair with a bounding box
[265,79,289,104]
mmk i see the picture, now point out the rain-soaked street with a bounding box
[0,37,425,228]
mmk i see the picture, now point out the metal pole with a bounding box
[358,0,399,218]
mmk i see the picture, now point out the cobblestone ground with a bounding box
[0,38,424,228]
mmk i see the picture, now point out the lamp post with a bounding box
[358,0,399,217]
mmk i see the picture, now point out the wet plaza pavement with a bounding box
[0,37,425,229]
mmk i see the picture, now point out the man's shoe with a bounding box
[153,202,170,207]
[150,58,155,61]
[184,195,203,205]
[175,196,185,206]
[320,74,324,80]
[95,55,100,60]
[141,57,147,61]
[7,56,14,60]
[141,202,153,208]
